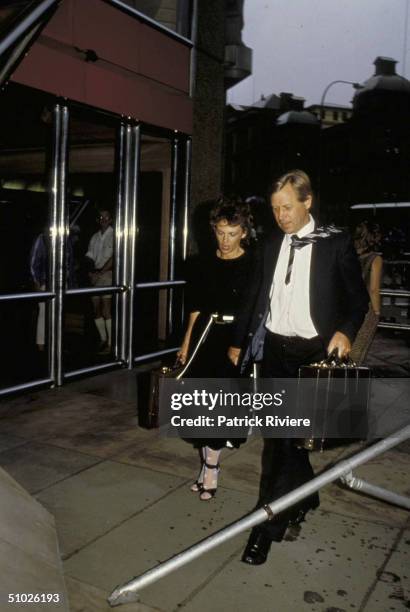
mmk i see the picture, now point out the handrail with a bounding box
[380,289,410,298]
[341,471,410,509]
[378,322,410,331]
[108,424,410,606]
[0,291,55,301]
[0,377,54,397]
[135,281,186,289]
[65,286,126,296]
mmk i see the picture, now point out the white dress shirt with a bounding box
[86,226,114,270]
[266,215,318,338]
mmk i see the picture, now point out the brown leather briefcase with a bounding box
[297,352,371,451]
[137,364,183,429]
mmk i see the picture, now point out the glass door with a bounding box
[63,107,125,380]
[133,132,190,363]
[0,83,55,393]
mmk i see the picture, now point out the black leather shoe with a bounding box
[288,509,309,527]
[241,528,272,565]
[288,500,319,527]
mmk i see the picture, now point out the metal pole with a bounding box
[319,79,361,116]
[341,471,410,509]
[0,378,54,397]
[189,0,199,98]
[49,103,66,387]
[64,361,121,379]
[133,347,180,362]
[55,105,69,387]
[66,286,124,296]
[115,123,126,362]
[0,0,60,57]
[108,424,410,606]
[168,136,179,336]
[0,21,43,85]
[182,138,192,262]
[106,0,193,46]
[136,281,186,290]
[126,124,140,368]
[0,292,55,301]
[120,124,132,363]
[318,79,361,210]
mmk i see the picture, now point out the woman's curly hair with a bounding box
[354,221,381,253]
[209,197,254,245]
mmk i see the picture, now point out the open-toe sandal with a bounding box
[199,461,220,501]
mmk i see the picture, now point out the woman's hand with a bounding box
[177,338,190,365]
[228,346,241,366]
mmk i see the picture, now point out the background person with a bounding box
[178,198,256,500]
[29,227,49,351]
[85,209,114,353]
[350,221,383,364]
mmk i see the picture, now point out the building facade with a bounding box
[0,0,251,395]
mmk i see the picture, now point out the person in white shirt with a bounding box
[85,210,114,352]
[229,170,369,565]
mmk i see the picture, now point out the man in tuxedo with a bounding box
[229,169,369,565]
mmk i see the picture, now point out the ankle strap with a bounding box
[204,461,220,469]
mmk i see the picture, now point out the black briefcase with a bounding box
[297,353,371,451]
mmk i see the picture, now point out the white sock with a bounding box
[95,317,107,342]
[202,447,221,491]
[105,319,112,347]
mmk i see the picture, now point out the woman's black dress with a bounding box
[184,250,255,449]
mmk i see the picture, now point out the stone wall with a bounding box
[190,0,226,211]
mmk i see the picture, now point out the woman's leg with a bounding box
[190,446,205,491]
[200,446,221,501]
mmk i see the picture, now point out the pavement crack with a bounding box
[62,478,190,562]
[172,544,245,611]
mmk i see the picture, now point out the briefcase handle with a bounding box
[319,349,357,369]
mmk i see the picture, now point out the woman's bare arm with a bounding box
[369,255,383,314]
[177,311,200,364]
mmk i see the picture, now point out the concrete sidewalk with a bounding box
[0,369,409,612]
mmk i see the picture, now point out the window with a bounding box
[115,0,192,37]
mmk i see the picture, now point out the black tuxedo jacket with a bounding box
[232,228,369,352]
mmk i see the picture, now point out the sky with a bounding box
[228,0,409,108]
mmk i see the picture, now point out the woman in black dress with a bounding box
[177,199,255,500]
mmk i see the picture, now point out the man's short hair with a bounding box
[271,169,313,202]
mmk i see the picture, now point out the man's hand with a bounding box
[327,331,351,359]
[228,346,241,366]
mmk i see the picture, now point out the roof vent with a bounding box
[374,56,397,76]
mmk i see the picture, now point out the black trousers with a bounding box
[257,330,326,541]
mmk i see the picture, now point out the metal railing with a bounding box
[108,424,410,606]
[105,0,193,47]
[0,0,60,57]
[0,292,55,301]
[0,0,61,88]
